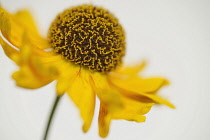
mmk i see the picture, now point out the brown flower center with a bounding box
[48,4,125,73]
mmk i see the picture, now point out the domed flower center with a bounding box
[48,5,125,73]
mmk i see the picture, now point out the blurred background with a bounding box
[0,0,210,140]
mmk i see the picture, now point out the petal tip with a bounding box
[82,125,89,133]
[99,130,108,138]
[170,104,176,109]
[164,79,170,86]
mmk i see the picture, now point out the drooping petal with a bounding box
[97,88,154,138]
[10,34,55,88]
[55,61,81,95]
[1,31,60,89]
[96,88,123,113]
[116,85,174,108]
[14,9,38,34]
[67,68,95,132]
[110,75,175,108]
[0,7,50,50]
[98,103,111,138]
[0,6,63,89]
[90,72,123,112]
[111,76,169,93]
[12,64,52,89]
[0,37,20,64]
[112,96,154,122]
[11,54,54,89]
[0,40,55,89]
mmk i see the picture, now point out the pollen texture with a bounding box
[48,5,125,73]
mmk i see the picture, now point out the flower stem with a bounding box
[43,95,62,140]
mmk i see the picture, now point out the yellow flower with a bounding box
[0,4,175,138]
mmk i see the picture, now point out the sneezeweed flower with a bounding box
[0,4,175,139]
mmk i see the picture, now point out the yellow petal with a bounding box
[14,9,38,34]
[111,76,169,93]
[12,64,52,89]
[1,23,59,89]
[97,86,154,137]
[31,55,60,81]
[126,89,174,108]
[67,68,95,132]
[56,62,80,95]
[112,96,154,122]
[10,33,55,89]
[98,103,111,138]
[90,72,108,89]
[113,112,146,123]
[0,37,20,64]
[97,88,123,113]
[114,61,146,75]
[139,77,169,92]
[90,72,123,112]
[110,76,175,108]
[0,7,50,50]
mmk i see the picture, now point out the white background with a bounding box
[0,0,210,140]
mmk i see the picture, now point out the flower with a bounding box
[0,4,175,138]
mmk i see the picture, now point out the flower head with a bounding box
[48,5,125,73]
[0,4,175,138]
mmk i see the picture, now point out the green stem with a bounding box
[43,95,62,140]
